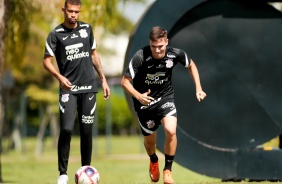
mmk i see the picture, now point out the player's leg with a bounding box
[137,113,160,182]
[161,116,177,163]
[144,132,157,155]
[58,93,77,183]
[77,92,96,166]
[144,132,160,182]
[161,116,177,184]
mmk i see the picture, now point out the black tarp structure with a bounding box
[123,0,282,180]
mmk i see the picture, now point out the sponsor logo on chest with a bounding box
[65,43,90,61]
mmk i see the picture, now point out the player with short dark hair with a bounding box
[43,0,110,183]
[121,26,206,184]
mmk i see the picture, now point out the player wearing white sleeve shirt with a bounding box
[43,1,110,183]
[121,26,206,184]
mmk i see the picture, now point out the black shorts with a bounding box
[59,93,97,130]
[137,98,177,136]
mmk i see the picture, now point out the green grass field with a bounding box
[1,136,281,184]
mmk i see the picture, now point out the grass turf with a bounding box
[1,135,280,184]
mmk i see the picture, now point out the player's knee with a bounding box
[144,139,156,148]
[165,130,176,139]
[60,128,72,136]
[144,142,155,149]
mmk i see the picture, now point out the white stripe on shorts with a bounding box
[138,117,154,135]
[165,109,177,117]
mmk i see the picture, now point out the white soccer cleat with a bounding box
[57,174,69,184]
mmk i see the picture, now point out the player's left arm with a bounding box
[91,49,110,100]
[187,59,206,102]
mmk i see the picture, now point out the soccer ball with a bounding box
[75,166,99,184]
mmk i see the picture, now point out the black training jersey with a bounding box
[44,21,98,94]
[124,46,191,111]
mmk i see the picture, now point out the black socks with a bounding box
[149,153,175,171]
[149,153,159,163]
[164,154,174,171]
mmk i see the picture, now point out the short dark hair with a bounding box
[149,26,167,41]
[65,0,82,7]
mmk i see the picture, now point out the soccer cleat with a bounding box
[57,174,69,184]
[163,169,174,184]
[149,161,160,182]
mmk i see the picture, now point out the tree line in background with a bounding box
[0,0,145,181]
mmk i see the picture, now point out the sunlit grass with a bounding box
[2,136,281,184]
[2,135,219,184]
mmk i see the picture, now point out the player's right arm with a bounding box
[121,49,154,105]
[43,55,72,90]
[120,75,153,106]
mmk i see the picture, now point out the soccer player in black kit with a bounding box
[121,26,206,184]
[43,0,110,184]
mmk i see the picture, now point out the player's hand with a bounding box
[196,90,206,102]
[102,81,110,100]
[59,75,72,90]
[139,89,154,105]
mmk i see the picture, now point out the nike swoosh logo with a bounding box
[62,36,68,40]
[148,65,154,68]
[89,95,94,100]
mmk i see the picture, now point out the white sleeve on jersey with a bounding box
[92,38,97,49]
[45,41,55,56]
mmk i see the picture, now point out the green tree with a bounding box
[0,0,34,181]
[0,0,5,181]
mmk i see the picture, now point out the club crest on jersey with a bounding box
[165,59,173,68]
[146,120,155,129]
[79,29,88,38]
[61,94,69,103]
